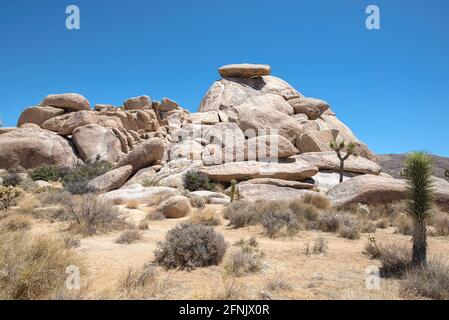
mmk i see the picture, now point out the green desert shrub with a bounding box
[0,230,84,300]
[30,165,61,182]
[155,223,227,270]
[1,172,22,187]
[183,170,213,192]
[62,161,113,194]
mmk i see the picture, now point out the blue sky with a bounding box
[1,0,448,156]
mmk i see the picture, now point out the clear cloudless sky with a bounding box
[1,0,448,156]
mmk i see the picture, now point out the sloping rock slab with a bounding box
[104,185,180,205]
[296,152,382,175]
[239,178,315,190]
[199,159,318,182]
[237,183,321,202]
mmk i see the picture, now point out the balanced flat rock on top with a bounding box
[219,64,271,78]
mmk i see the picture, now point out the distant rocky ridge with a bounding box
[378,154,449,182]
[1,63,448,212]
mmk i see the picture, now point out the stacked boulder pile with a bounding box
[1,63,448,213]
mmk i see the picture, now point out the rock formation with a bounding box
[4,63,446,212]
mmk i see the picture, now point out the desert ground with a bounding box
[5,197,446,301]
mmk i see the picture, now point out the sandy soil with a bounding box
[26,204,449,300]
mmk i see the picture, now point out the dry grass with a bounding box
[190,196,207,210]
[138,220,149,230]
[393,213,414,236]
[117,264,169,299]
[432,213,449,236]
[189,207,221,226]
[125,200,140,210]
[146,210,166,221]
[302,193,331,210]
[66,193,129,236]
[15,192,41,215]
[224,238,264,276]
[265,273,293,292]
[401,258,449,300]
[0,214,32,232]
[116,230,142,244]
[0,230,85,300]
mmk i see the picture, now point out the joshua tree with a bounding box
[329,140,357,183]
[403,152,434,267]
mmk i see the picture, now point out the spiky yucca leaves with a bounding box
[403,152,434,267]
[329,140,357,183]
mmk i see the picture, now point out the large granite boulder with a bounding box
[295,130,338,153]
[117,138,165,174]
[72,124,122,164]
[124,95,152,110]
[327,175,408,208]
[41,93,90,111]
[0,128,81,170]
[288,97,329,120]
[87,165,133,193]
[42,111,97,135]
[156,196,191,218]
[17,106,65,127]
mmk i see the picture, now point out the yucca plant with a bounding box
[329,140,357,183]
[403,152,434,267]
[230,179,238,203]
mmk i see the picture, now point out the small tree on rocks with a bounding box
[329,140,357,183]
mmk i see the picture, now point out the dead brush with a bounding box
[0,214,32,232]
[401,258,449,300]
[118,264,168,299]
[125,200,140,210]
[116,230,142,244]
[301,193,331,210]
[0,230,85,300]
[189,207,221,226]
[265,273,293,292]
[432,213,449,236]
[224,238,264,276]
[66,193,129,236]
